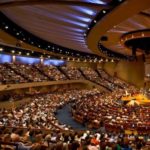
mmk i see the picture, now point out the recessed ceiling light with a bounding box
[11,50,15,53]
[94,20,97,23]
[0,48,3,51]
[102,10,106,14]
[5,26,8,29]
[142,33,144,37]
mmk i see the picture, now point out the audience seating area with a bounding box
[0,63,128,91]
[0,89,150,150]
[0,63,149,149]
[72,87,150,133]
[0,64,27,84]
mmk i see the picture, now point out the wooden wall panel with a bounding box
[103,60,144,87]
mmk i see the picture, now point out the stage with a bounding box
[121,94,150,105]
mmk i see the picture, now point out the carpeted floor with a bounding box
[55,103,87,130]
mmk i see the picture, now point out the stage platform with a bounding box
[122,94,150,105]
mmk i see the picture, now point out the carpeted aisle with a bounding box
[55,103,87,130]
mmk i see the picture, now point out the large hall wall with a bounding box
[67,61,97,69]
[102,60,144,87]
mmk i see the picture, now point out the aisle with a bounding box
[55,103,87,130]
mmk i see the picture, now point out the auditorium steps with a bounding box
[96,69,123,89]
[78,68,112,92]
[4,63,33,82]
[33,65,54,81]
[57,66,70,80]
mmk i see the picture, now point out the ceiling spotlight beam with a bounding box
[0,0,110,9]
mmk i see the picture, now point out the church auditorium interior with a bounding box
[0,0,150,149]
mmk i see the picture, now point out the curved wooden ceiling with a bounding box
[87,0,150,57]
[99,8,150,56]
[2,4,101,53]
[0,0,112,55]
[0,0,150,58]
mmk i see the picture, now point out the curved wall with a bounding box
[102,59,144,87]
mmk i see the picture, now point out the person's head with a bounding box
[12,134,20,142]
